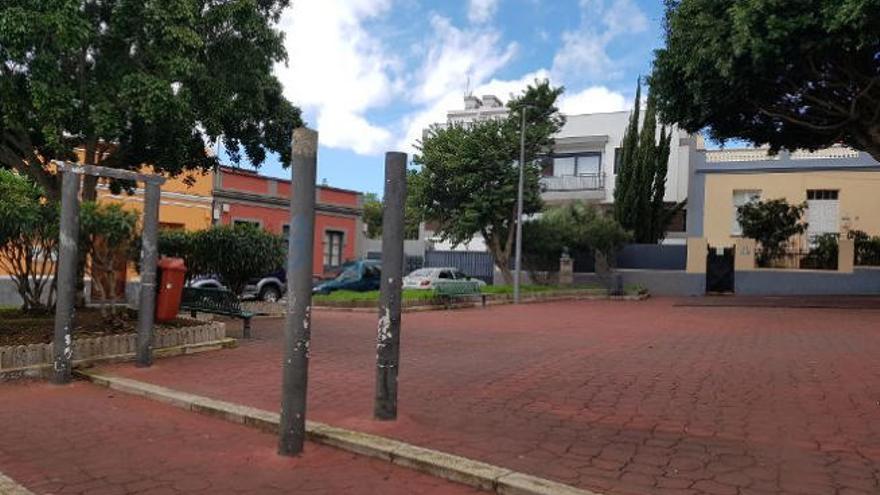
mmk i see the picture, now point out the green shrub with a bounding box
[148,224,285,295]
[737,199,808,267]
[801,234,839,270]
[849,230,880,266]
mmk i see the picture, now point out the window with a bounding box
[233,219,260,228]
[438,270,453,279]
[552,153,602,176]
[613,147,623,174]
[323,230,344,268]
[159,222,185,231]
[807,190,839,201]
[732,190,762,235]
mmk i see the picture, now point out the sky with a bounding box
[229,0,668,195]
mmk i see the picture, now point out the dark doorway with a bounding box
[706,246,735,294]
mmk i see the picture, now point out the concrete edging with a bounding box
[0,339,236,382]
[0,472,35,495]
[77,370,600,495]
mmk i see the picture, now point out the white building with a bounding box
[442,95,698,210]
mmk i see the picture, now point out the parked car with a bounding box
[312,260,382,295]
[402,267,487,290]
[187,270,286,302]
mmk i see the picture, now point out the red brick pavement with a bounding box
[100,298,880,495]
[0,381,479,494]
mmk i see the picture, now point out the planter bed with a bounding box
[0,310,230,379]
[243,288,648,315]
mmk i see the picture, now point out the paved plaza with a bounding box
[81,298,880,495]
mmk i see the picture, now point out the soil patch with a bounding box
[0,308,203,347]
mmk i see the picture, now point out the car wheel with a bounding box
[260,285,282,303]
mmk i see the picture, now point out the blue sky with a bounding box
[226,0,669,195]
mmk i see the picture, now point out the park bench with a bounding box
[433,281,486,308]
[180,287,259,338]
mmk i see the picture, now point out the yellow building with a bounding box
[96,168,214,231]
[688,146,880,248]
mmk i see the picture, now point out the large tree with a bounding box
[614,82,675,243]
[0,0,302,200]
[411,80,566,284]
[651,0,880,161]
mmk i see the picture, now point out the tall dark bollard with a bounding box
[279,128,318,456]
[374,152,407,421]
[136,182,161,367]
[52,169,81,384]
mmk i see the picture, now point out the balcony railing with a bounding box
[541,174,605,192]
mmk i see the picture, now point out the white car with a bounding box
[402,267,487,290]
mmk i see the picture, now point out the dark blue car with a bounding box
[312,260,382,295]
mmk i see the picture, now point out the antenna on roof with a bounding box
[464,70,473,97]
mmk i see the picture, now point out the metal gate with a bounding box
[425,251,495,284]
[706,246,735,293]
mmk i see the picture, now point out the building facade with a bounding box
[687,146,880,248]
[443,95,696,207]
[212,167,364,278]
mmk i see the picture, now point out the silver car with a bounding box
[402,267,487,290]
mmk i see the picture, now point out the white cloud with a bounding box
[398,15,518,152]
[468,0,500,23]
[558,86,628,114]
[552,0,648,83]
[275,0,398,155]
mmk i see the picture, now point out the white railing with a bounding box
[706,148,778,162]
[707,145,861,163]
[541,174,605,191]
[790,146,860,160]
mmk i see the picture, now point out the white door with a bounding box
[806,190,840,239]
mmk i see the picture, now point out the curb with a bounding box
[0,472,35,495]
[77,370,600,495]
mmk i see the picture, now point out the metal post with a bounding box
[52,169,81,384]
[374,152,407,421]
[135,183,161,367]
[514,107,527,304]
[279,127,318,456]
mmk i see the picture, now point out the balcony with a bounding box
[540,173,606,192]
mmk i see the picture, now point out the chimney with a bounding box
[481,95,503,108]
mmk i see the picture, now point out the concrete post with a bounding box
[374,152,407,421]
[735,238,757,271]
[559,251,573,287]
[136,183,161,367]
[279,127,318,456]
[52,169,81,384]
[838,238,855,273]
[686,238,708,274]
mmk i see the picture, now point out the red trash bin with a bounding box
[155,257,187,323]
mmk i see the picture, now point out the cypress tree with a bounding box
[613,81,673,243]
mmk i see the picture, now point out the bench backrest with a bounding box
[181,287,243,314]
[433,280,482,297]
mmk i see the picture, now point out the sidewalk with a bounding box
[0,380,479,495]
[96,299,880,495]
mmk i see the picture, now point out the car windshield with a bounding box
[408,269,434,278]
[335,265,360,282]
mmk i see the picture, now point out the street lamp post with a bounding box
[513,105,530,304]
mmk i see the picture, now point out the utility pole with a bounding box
[279,127,318,456]
[52,168,81,384]
[374,152,407,421]
[513,106,528,304]
[136,182,161,367]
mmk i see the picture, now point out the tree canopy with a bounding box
[410,80,566,283]
[651,0,880,161]
[0,0,302,199]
